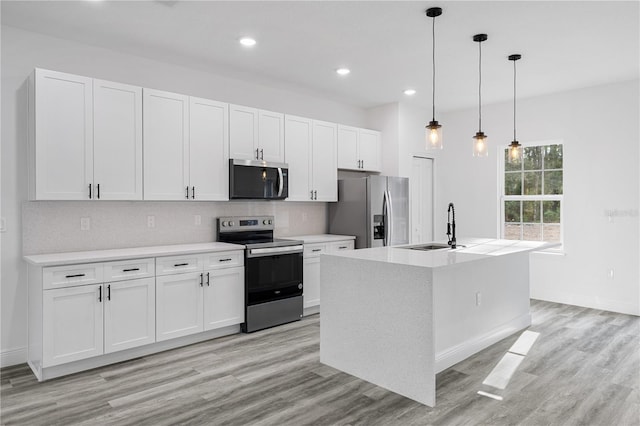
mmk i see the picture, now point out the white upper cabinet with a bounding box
[311,120,338,201]
[358,128,382,172]
[29,69,144,200]
[285,116,337,202]
[189,97,229,201]
[143,88,190,200]
[230,105,284,162]
[93,79,143,200]
[30,69,93,200]
[284,115,312,201]
[337,125,381,172]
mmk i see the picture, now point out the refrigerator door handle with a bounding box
[383,190,390,246]
[387,190,394,245]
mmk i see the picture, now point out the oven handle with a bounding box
[247,244,303,258]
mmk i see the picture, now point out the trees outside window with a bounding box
[502,144,563,242]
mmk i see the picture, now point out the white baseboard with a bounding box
[435,313,531,373]
[1,347,27,368]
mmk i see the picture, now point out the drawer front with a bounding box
[328,240,355,252]
[43,263,104,290]
[202,251,244,270]
[156,254,203,276]
[104,258,155,282]
[304,243,327,258]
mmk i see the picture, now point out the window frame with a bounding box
[498,139,564,251]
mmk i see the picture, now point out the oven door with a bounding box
[246,246,303,305]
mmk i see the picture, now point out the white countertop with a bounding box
[324,238,560,269]
[282,234,355,244]
[24,242,245,266]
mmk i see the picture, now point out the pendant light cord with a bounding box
[432,15,436,122]
[513,59,517,141]
[478,40,482,132]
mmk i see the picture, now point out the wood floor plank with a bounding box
[1,300,638,425]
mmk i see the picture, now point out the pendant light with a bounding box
[425,7,443,150]
[472,34,488,157]
[507,54,522,164]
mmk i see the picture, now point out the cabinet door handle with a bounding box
[107,284,111,301]
[98,286,102,302]
[122,268,140,272]
[97,183,100,199]
[260,149,264,160]
[206,272,210,286]
[199,273,203,287]
[314,190,317,200]
[185,186,189,199]
[219,258,232,262]
[310,190,314,200]
[88,183,92,199]
[174,263,189,267]
[192,186,195,199]
[361,160,364,169]
[255,148,260,160]
[65,273,86,278]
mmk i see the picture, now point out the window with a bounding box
[502,143,563,242]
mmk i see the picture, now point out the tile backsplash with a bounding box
[22,201,327,255]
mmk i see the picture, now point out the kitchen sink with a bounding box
[401,243,465,251]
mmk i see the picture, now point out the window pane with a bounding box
[523,201,541,223]
[505,201,521,222]
[544,144,563,169]
[505,224,521,240]
[543,201,561,223]
[544,170,563,194]
[523,224,542,241]
[505,173,522,195]
[542,224,561,242]
[524,146,542,170]
[504,149,521,172]
[524,172,542,195]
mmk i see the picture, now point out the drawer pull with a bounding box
[311,249,322,252]
[65,273,86,278]
[338,246,348,249]
[174,263,189,267]
[219,258,233,262]
[98,286,102,302]
[199,273,203,287]
[107,284,111,301]
[122,268,140,272]
[206,272,210,286]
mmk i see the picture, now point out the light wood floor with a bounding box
[1,300,638,425]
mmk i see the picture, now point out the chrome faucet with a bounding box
[447,202,456,249]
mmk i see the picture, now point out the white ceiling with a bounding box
[2,1,639,112]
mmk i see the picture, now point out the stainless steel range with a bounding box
[217,216,304,333]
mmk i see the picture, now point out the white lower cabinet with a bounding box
[156,272,204,341]
[155,252,245,342]
[104,278,155,353]
[204,267,245,330]
[302,239,354,313]
[43,284,104,367]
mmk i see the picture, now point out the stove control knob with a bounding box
[229,221,235,227]
[263,220,268,225]
[268,219,273,225]
[221,221,227,227]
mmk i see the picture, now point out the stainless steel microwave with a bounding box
[229,159,289,200]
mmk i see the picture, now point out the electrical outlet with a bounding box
[194,215,202,226]
[302,212,308,222]
[0,217,6,233]
[476,292,482,306]
[80,217,90,231]
[147,215,155,228]
[607,268,615,279]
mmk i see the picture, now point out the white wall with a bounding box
[438,79,639,316]
[0,25,368,366]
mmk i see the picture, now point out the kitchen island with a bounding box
[319,238,558,407]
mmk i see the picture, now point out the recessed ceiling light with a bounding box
[336,68,351,76]
[404,89,417,96]
[239,37,256,47]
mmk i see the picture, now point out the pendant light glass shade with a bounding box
[507,54,522,164]
[472,34,488,157]
[425,7,443,150]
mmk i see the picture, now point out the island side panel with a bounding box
[433,252,531,373]
[320,255,435,407]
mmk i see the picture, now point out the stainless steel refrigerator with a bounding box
[329,176,409,249]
